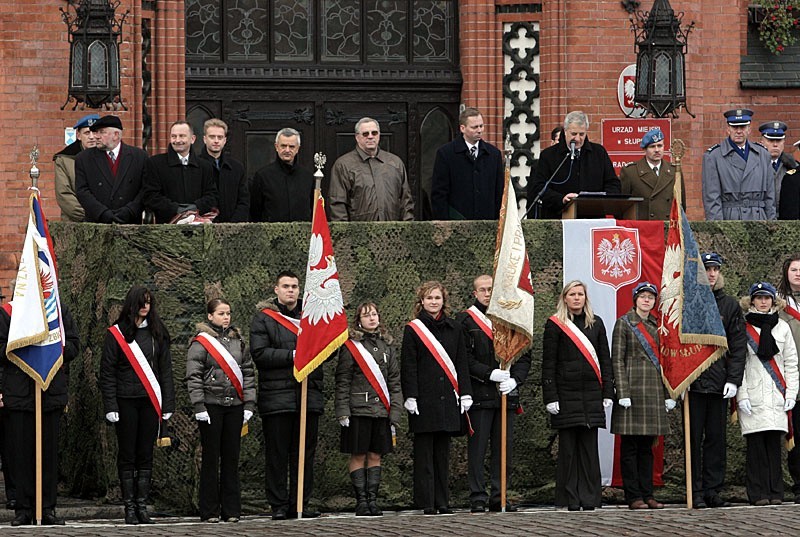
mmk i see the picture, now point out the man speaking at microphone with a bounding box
[529,111,619,219]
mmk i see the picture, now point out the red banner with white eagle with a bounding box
[294,197,349,382]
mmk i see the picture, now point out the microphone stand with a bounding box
[526,150,572,219]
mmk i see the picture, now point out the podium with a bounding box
[561,194,643,220]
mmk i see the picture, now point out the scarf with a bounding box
[745,311,780,361]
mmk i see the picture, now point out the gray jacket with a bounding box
[186,323,257,413]
[702,139,776,220]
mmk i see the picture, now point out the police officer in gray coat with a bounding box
[702,108,775,221]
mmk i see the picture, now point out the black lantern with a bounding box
[630,0,694,118]
[60,0,129,110]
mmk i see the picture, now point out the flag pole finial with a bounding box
[504,133,512,168]
[29,145,40,189]
[313,152,327,191]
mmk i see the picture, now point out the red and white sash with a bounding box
[344,339,390,411]
[262,308,300,335]
[407,319,459,395]
[1,303,11,316]
[466,306,493,340]
[193,332,244,401]
[108,324,162,417]
[549,315,602,386]
[785,296,800,323]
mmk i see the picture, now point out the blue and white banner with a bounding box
[6,192,64,390]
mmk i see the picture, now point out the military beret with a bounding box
[90,115,123,132]
[749,282,777,299]
[759,121,787,140]
[633,282,659,299]
[724,108,753,126]
[701,252,723,267]
[74,114,100,130]
[640,128,664,149]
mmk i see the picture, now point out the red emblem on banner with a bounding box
[591,227,641,290]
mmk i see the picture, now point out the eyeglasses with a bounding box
[359,130,380,137]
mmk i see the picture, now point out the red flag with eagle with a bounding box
[294,197,349,382]
[486,171,534,364]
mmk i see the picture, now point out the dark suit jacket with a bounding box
[142,146,218,223]
[431,136,504,220]
[619,157,685,220]
[75,142,148,223]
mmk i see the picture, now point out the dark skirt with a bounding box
[340,416,393,455]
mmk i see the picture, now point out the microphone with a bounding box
[569,140,576,160]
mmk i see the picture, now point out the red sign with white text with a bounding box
[602,118,672,153]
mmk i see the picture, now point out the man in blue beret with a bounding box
[702,108,775,220]
[619,128,685,220]
[759,121,799,219]
[52,114,99,221]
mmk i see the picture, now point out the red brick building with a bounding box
[1,1,798,287]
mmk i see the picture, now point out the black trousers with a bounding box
[413,432,451,510]
[6,409,62,510]
[620,435,655,503]
[688,391,728,498]
[555,426,601,508]
[787,407,800,494]
[467,407,515,504]
[745,430,784,502]
[115,397,160,472]
[199,404,244,519]
[261,412,319,511]
[0,408,16,503]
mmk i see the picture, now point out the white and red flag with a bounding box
[562,219,665,487]
[294,196,349,382]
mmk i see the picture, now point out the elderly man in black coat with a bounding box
[431,107,504,220]
[529,110,620,219]
[142,121,219,223]
[197,118,249,222]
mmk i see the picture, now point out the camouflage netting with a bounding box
[48,220,800,514]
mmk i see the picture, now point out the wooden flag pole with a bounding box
[35,386,43,525]
[500,391,508,513]
[683,391,693,509]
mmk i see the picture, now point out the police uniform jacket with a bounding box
[778,163,800,220]
[619,157,685,220]
[701,139,776,220]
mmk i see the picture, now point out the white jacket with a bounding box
[737,315,799,436]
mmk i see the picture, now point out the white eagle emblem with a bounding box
[658,244,684,335]
[596,233,636,279]
[302,233,344,325]
[624,78,636,102]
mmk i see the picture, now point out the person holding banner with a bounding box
[778,254,800,503]
[100,285,176,525]
[334,302,402,516]
[250,270,322,520]
[460,274,531,513]
[542,280,613,511]
[401,281,472,515]
[186,298,256,523]
[611,282,673,510]
[737,282,799,505]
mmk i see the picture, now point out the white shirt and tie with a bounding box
[467,142,478,161]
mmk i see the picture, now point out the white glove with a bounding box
[619,398,632,408]
[665,399,676,412]
[162,413,172,420]
[404,398,419,415]
[499,378,518,395]
[105,412,119,423]
[546,401,560,415]
[738,399,752,416]
[338,416,350,427]
[603,398,613,408]
[490,369,510,383]
[195,411,211,424]
[785,399,796,412]
[722,382,738,399]
[243,409,253,423]
[460,395,473,414]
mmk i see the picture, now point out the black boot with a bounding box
[349,468,370,516]
[366,466,383,516]
[120,470,138,524]
[135,469,155,524]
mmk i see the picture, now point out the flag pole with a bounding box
[498,136,513,514]
[30,147,43,526]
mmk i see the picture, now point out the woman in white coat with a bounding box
[737,282,799,505]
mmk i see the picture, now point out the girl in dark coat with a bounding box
[335,302,403,516]
[401,281,472,515]
[541,280,613,511]
[100,285,175,524]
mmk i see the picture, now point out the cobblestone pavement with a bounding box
[2,504,799,536]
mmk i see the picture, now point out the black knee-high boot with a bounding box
[366,466,383,516]
[350,469,370,516]
[120,470,138,524]
[135,470,155,524]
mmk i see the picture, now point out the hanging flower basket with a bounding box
[753,0,800,54]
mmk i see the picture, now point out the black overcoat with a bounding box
[198,151,250,222]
